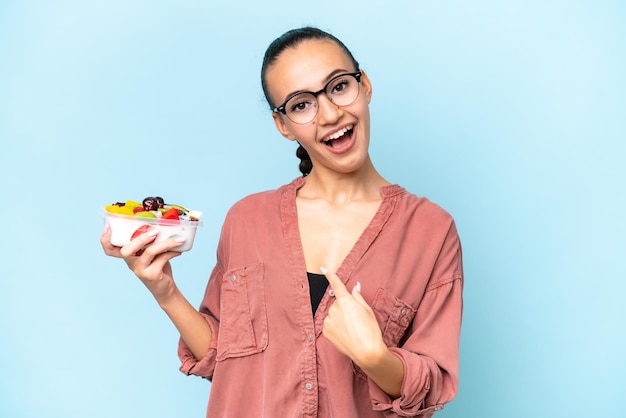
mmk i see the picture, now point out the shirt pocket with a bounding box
[216,262,269,362]
[353,288,417,380]
[370,287,417,348]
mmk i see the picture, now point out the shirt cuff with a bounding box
[177,314,219,379]
[369,347,446,417]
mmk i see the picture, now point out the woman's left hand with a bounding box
[321,267,387,367]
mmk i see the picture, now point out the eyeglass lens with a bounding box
[285,73,360,124]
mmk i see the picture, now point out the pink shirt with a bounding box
[178,177,463,417]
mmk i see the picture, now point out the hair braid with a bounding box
[296,144,313,177]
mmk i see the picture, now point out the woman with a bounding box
[101,26,463,418]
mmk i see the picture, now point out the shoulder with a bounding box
[392,188,463,270]
[386,186,462,251]
[392,185,456,227]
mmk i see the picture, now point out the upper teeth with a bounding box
[324,125,353,142]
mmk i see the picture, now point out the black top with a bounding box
[307,272,329,315]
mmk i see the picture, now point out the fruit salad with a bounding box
[103,196,202,252]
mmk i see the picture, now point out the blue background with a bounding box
[1,1,624,417]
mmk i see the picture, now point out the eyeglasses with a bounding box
[272,71,362,124]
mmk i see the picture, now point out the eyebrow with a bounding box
[281,68,354,103]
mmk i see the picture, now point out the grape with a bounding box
[155,196,165,208]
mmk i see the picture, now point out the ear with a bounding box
[272,112,298,141]
[360,70,373,104]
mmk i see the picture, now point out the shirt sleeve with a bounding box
[177,262,223,380]
[370,221,464,417]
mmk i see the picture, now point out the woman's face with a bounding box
[266,39,373,176]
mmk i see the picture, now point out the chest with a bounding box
[296,199,381,273]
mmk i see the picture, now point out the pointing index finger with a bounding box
[320,266,349,297]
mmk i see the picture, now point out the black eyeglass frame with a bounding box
[272,71,363,120]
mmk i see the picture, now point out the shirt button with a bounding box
[305,383,313,390]
[434,406,442,411]
[307,334,313,342]
[329,290,335,297]
[230,275,236,282]
[400,308,407,316]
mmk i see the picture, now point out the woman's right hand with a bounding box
[100,224,185,305]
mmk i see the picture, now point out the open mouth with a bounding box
[323,125,354,149]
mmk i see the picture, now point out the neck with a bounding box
[298,157,389,204]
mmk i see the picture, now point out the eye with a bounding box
[333,81,348,93]
[329,76,352,95]
[288,94,316,113]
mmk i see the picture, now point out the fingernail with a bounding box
[320,266,327,274]
[356,282,362,292]
[103,223,110,233]
[147,228,159,237]
[173,236,186,243]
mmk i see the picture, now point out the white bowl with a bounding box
[103,210,202,252]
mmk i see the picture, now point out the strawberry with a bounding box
[161,207,180,220]
[131,225,151,240]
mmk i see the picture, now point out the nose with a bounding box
[315,93,342,125]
